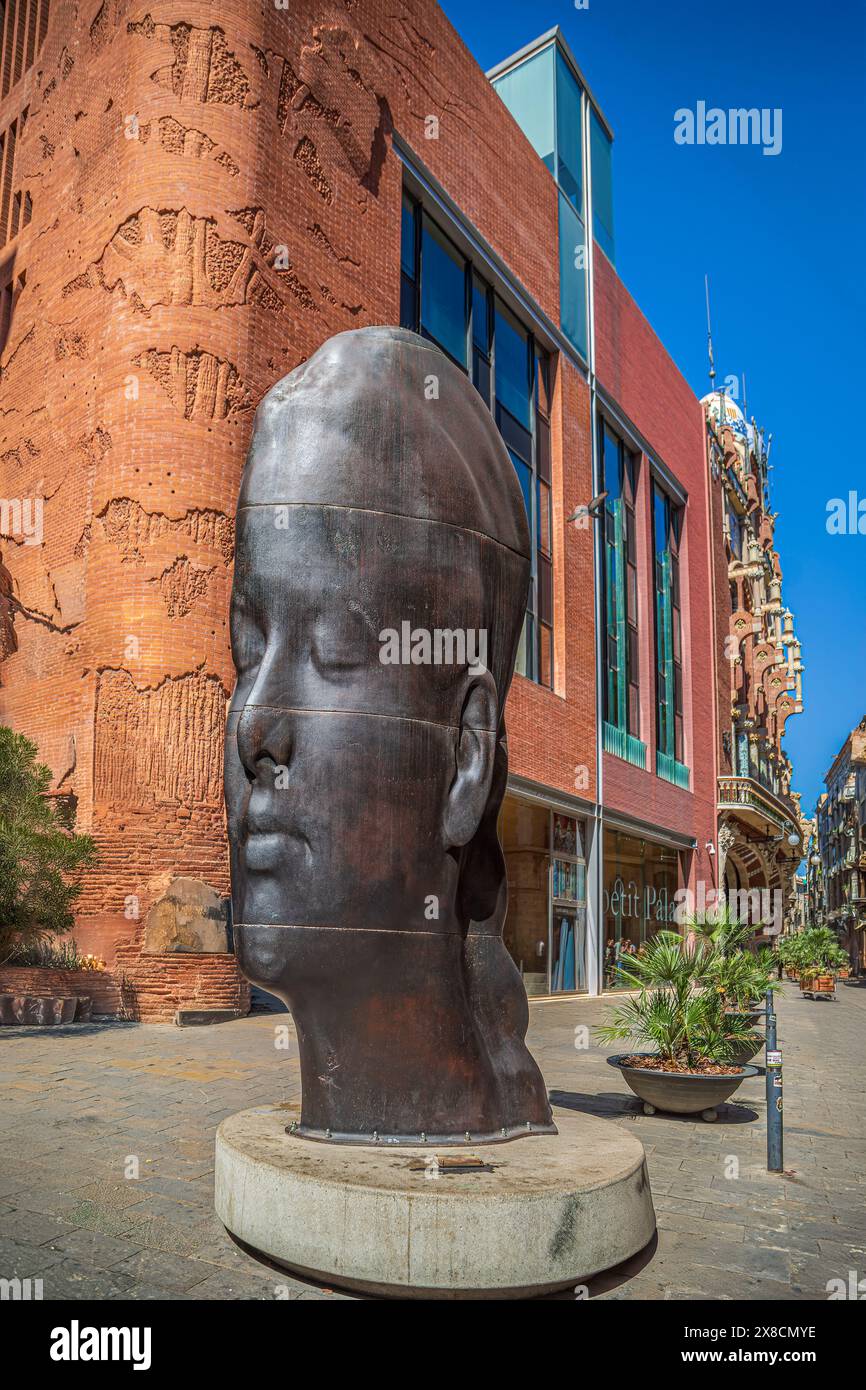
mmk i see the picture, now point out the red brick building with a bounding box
[0,3,767,1014]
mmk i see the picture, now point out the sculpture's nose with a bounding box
[236,705,295,782]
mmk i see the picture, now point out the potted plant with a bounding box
[597,930,762,1121]
[791,927,848,997]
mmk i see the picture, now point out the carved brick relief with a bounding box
[97,499,234,566]
[94,668,227,808]
[134,347,252,421]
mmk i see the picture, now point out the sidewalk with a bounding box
[1,981,864,1300]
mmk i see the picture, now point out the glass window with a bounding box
[400,193,555,689]
[420,216,467,366]
[590,110,615,263]
[653,484,685,766]
[493,302,531,430]
[399,193,417,331]
[555,51,582,211]
[601,422,639,736]
[558,192,587,358]
[471,273,492,406]
[491,46,555,175]
[603,830,680,989]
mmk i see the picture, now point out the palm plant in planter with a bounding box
[597,930,762,1120]
[792,926,848,995]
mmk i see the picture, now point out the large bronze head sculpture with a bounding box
[225,326,554,1144]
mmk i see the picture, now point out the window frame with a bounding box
[652,482,685,767]
[600,418,640,736]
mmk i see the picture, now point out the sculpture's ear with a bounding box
[442,671,498,848]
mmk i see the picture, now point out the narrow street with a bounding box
[1,982,864,1300]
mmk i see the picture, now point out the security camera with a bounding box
[706,842,716,856]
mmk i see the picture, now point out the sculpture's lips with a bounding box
[243,827,309,871]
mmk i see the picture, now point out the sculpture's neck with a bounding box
[234,921,554,1144]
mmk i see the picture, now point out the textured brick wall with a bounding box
[0,0,596,1014]
[0,965,123,1016]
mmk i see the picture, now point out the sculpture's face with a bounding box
[225,498,492,936]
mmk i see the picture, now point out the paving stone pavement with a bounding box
[1,981,864,1300]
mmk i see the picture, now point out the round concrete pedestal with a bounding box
[215,1105,656,1299]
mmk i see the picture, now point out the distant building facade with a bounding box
[704,391,805,933]
[815,719,866,974]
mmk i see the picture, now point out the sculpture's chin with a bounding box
[232,922,555,1144]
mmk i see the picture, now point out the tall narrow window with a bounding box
[653,484,688,788]
[399,192,554,688]
[420,215,467,367]
[601,422,643,766]
[590,110,615,263]
[535,348,553,686]
[494,301,535,678]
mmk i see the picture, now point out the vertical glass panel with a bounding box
[400,195,416,276]
[558,192,587,358]
[603,426,621,498]
[590,110,615,263]
[420,216,467,366]
[535,349,550,418]
[492,46,556,174]
[555,51,583,211]
[494,302,531,429]
[472,352,491,406]
[508,449,533,528]
[400,275,417,332]
[472,274,491,352]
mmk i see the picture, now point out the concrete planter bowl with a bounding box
[607,1053,760,1122]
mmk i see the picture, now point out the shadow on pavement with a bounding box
[550,1088,759,1125]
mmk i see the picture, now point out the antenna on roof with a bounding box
[742,371,748,419]
[704,274,716,388]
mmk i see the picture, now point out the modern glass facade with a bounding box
[491,31,615,360]
[400,190,553,686]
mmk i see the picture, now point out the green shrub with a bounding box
[0,727,96,965]
[596,930,761,1068]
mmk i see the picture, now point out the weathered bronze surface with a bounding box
[225,326,555,1144]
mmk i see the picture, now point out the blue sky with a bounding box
[439,0,866,815]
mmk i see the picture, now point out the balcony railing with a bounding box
[602,721,647,770]
[718,775,800,837]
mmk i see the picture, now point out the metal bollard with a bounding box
[765,987,783,1172]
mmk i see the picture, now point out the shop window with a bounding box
[500,799,587,995]
[653,483,689,788]
[602,828,680,989]
[400,191,554,688]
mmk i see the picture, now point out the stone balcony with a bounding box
[718,775,803,849]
